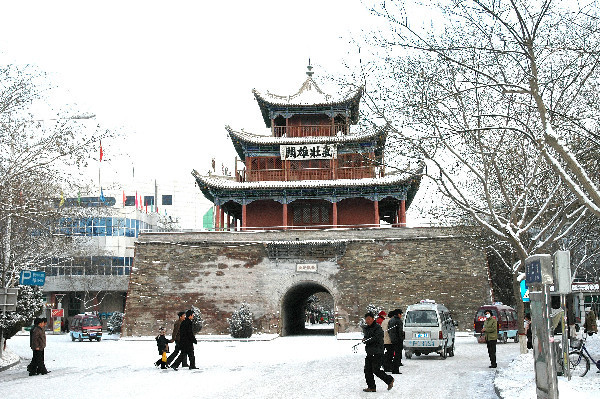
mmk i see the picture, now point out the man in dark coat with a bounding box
[166,311,188,367]
[388,308,404,373]
[362,312,394,392]
[28,317,49,376]
[170,309,198,370]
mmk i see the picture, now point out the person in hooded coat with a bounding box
[166,311,188,367]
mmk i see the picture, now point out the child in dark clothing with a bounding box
[154,327,169,369]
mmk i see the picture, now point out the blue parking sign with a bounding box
[19,270,46,286]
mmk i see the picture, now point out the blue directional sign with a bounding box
[520,279,530,302]
[19,270,46,286]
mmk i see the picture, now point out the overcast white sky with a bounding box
[0,1,382,185]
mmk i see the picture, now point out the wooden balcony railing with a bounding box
[273,124,348,137]
[245,166,381,182]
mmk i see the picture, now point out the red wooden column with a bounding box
[374,200,380,227]
[215,205,221,231]
[282,203,288,230]
[242,204,247,231]
[220,208,225,231]
[398,199,406,227]
[332,202,338,227]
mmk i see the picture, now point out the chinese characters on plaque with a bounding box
[296,263,318,273]
[280,144,337,160]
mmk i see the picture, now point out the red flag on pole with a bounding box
[135,191,138,208]
[122,191,126,207]
[99,140,104,162]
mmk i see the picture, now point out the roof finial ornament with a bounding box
[306,58,314,77]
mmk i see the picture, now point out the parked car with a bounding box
[70,313,103,342]
[403,299,457,359]
[473,303,518,343]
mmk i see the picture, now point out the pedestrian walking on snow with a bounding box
[482,309,498,368]
[381,311,393,372]
[28,317,49,376]
[154,327,169,369]
[584,307,598,336]
[362,312,394,392]
[166,311,188,367]
[171,309,198,370]
[388,309,404,373]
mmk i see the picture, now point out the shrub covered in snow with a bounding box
[358,304,383,330]
[107,312,124,334]
[228,303,253,338]
[191,306,204,334]
[0,286,44,340]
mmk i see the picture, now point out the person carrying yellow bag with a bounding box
[154,327,170,369]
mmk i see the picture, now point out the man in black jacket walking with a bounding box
[166,311,188,367]
[362,312,394,392]
[171,309,198,370]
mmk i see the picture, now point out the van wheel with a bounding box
[96,337,101,342]
[415,351,421,356]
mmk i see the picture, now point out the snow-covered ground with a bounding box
[495,332,600,399]
[0,331,598,399]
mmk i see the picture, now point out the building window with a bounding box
[144,196,154,206]
[162,195,173,205]
[125,196,135,206]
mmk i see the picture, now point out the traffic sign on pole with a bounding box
[19,270,46,286]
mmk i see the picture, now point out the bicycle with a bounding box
[566,335,600,377]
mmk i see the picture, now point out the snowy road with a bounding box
[0,333,519,399]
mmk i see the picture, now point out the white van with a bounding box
[403,300,457,359]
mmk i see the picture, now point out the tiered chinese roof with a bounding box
[192,167,422,207]
[226,126,386,161]
[253,76,363,127]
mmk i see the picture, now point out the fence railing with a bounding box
[273,124,348,137]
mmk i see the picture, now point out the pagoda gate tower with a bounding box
[122,67,492,339]
[193,66,421,229]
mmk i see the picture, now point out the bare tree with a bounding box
[0,64,109,347]
[343,0,600,349]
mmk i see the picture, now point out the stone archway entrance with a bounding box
[280,281,334,336]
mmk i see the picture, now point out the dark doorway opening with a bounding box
[281,282,334,336]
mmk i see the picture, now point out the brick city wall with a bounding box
[122,228,490,336]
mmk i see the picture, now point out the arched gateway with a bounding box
[280,281,335,336]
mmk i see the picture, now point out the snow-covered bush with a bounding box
[228,303,253,338]
[107,312,124,334]
[358,303,383,330]
[191,306,204,334]
[0,286,44,341]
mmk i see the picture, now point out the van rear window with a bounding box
[83,318,101,327]
[405,310,439,326]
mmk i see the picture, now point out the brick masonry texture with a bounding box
[122,227,490,336]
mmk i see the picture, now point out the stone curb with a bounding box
[0,357,20,373]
